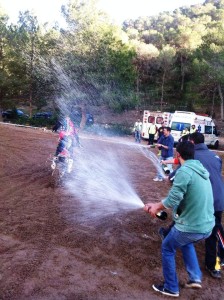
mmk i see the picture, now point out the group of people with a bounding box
[181,124,197,136]
[144,126,224,297]
[133,119,163,145]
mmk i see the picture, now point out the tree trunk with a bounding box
[218,83,224,120]
[211,87,216,117]
[180,54,185,91]
[160,69,166,112]
[136,68,140,109]
[29,38,35,118]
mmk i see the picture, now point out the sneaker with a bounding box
[206,267,221,279]
[152,284,179,297]
[153,177,163,182]
[184,281,202,289]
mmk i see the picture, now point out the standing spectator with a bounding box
[148,120,157,145]
[133,119,142,143]
[144,141,215,297]
[190,124,197,133]
[181,127,190,136]
[153,127,174,181]
[189,132,224,278]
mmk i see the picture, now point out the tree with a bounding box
[58,0,138,111]
[157,45,176,110]
[131,41,159,107]
[0,8,10,108]
[15,11,41,116]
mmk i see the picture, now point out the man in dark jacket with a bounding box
[189,132,224,279]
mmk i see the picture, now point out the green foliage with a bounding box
[28,116,57,128]
[84,123,132,136]
[4,115,57,129]
[108,93,139,113]
[1,0,224,119]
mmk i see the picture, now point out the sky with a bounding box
[0,0,205,25]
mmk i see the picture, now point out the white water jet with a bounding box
[65,142,144,221]
[62,137,169,223]
[137,145,166,179]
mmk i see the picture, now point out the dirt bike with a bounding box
[50,154,74,186]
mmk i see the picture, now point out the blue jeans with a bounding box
[162,226,211,293]
[158,156,173,179]
[135,130,141,143]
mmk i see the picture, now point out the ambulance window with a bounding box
[148,116,155,123]
[156,117,163,124]
[205,126,212,134]
[171,122,191,131]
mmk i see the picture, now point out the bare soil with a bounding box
[0,123,223,300]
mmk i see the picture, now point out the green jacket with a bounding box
[162,159,215,233]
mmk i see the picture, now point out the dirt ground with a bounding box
[0,123,224,300]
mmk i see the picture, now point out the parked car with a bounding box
[2,109,29,119]
[32,112,53,119]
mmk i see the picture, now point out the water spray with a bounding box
[138,145,166,179]
[47,61,169,221]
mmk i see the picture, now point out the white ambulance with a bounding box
[170,111,219,148]
[141,110,172,140]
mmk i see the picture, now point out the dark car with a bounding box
[2,109,29,119]
[32,112,53,119]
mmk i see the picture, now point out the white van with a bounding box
[170,111,219,148]
[141,110,172,140]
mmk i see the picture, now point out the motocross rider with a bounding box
[52,116,80,173]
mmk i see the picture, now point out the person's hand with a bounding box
[144,203,151,212]
[160,160,167,165]
[147,203,159,217]
[144,202,163,217]
[144,201,166,216]
[157,143,161,147]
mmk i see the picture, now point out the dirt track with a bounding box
[0,123,223,300]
